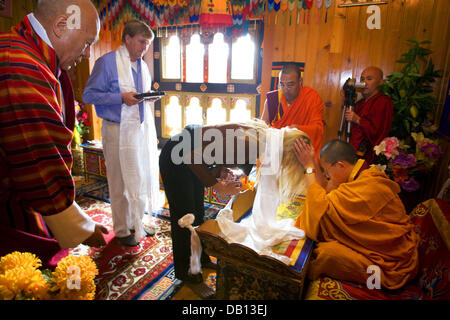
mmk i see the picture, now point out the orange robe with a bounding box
[295,160,419,290]
[269,87,324,159]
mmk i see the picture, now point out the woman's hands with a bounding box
[213,180,242,195]
[214,167,243,195]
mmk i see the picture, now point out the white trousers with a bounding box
[101,120,141,238]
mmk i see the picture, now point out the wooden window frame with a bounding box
[160,92,257,139]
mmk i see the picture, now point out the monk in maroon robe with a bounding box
[345,66,394,164]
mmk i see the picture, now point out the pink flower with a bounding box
[383,137,399,159]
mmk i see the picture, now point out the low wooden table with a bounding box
[197,189,313,300]
[81,143,107,182]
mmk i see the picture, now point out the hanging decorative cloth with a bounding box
[280,0,288,25]
[199,0,233,28]
[304,0,313,24]
[316,0,322,23]
[325,0,331,23]
[287,0,296,25]
[297,0,302,24]
[302,0,307,24]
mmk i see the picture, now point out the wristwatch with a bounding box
[304,167,315,175]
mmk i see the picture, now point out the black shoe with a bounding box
[184,281,216,299]
[130,227,156,237]
[144,227,155,236]
[181,273,203,284]
[116,234,139,247]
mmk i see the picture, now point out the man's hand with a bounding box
[82,224,108,247]
[294,138,315,168]
[344,109,361,125]
[146,96,162,103]
[122,92,143,106]
[213,180,242,196]
[218,167,236,182]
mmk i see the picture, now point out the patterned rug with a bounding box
[133,264,183,300]
[74,176,110,203]
[73,197,181,300]
[73,186,224,300]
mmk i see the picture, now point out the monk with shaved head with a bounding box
[293,138,419,290]
[344,66,394,164]
[0,0,107,268]
[34,0,100,70]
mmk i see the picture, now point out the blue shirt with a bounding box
[83,51,144,123]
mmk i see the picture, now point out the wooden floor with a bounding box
[171,267,217,300]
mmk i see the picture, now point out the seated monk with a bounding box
[293,138,419,290]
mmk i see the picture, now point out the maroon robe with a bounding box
[349,93,394,164]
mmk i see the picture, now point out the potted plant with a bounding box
[375,39,445,211]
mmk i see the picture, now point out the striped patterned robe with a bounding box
[0,17,76,241]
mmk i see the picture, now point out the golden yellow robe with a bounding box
[295,161,419,290]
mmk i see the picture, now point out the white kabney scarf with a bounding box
[216,128,305,264]
[116,45,161,242]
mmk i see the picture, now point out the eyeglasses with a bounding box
[279,82,297,90]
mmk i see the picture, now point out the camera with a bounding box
[343,78,366,91]
[338,78,366,142]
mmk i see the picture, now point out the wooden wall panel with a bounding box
[0,0,37,32]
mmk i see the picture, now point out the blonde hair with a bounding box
[277,128,309,203]
[122,19,154,42]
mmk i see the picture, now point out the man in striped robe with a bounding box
[0,0,107,268]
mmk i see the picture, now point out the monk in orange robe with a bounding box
[261,63,324,159]
[293,139,419,290]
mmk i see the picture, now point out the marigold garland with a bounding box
[0,252,98,300]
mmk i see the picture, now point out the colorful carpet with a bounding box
[73,190,224,300]
[72,197,181,300]
[133,264,183,300]
[74,176,110,203]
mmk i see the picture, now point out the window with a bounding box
[230,98,252,122]
[186,34,204,83]
[160,93,257,138]
[208,33,229,83]
[185,97,203,125]
[206,97,227,125]
[231,34,255,81]
[161,35,181,80]
[164,95,182,137]
[160,29,260,83]
[156,23,263,140]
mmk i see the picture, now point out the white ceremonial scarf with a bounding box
[116,45,161,242]
[216,128,305,264]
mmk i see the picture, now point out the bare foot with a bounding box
[185,281,216,299]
